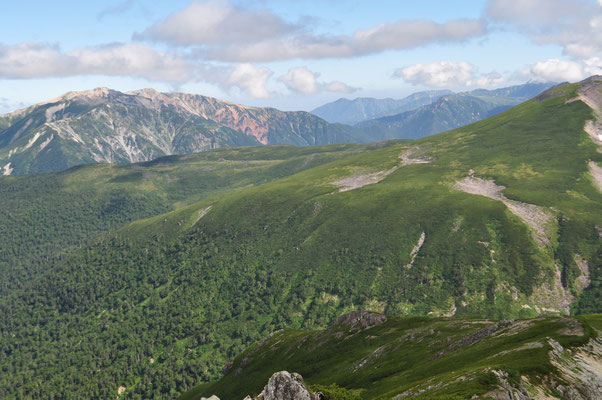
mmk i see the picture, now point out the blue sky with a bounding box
[0,0,600,112]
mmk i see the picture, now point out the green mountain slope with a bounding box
[311,90,452,125]
[0,79,600,399]
[356,82,555,140]
[0,88,358,175]
[182,312,602,400]
[0,144,370,297]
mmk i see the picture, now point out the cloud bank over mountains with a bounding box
[395,61,504,88]
[396,0,601,90]
[0,0,600,100]
[279,67,358,95]
[135,0,486,62]
[486,0,601,82]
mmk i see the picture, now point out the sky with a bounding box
[0,0,600,113]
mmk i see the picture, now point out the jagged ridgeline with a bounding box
[0,79,600,399]
[0,83,554,176]
[181,311,602,400]
[0,88,358,175]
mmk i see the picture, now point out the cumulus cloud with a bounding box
[394,61,503,88]
[324,81,357,94]
[522,58,602,82]
[210,18,485,62]
[278,67,358,94]
[0,42,195,82]
[486,0,602,59]
[135,1,486,62]
[135,0,298,46]
[225,63,273,99]
[0,42,285,99]
[279,67,319,94]
[219,19,486,62]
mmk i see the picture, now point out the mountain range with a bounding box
[0,88,354,175]
[342,83,557,140]
[0,77,599,399]
[0,82,555,176]
[310,90,453,125]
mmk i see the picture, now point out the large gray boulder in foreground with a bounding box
[258,371,312,400]
[202,371,316,400]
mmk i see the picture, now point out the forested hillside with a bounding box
[0,144,370,296]
[0,79,600,399]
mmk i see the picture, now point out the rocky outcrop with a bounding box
[201,371,316,400]
[332,310,387,330]
[257,371,312,400]
[432,320,513,360]
[548,338,602,400]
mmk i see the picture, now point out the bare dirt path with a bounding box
[454,176,552,246]
[331,147,432,192]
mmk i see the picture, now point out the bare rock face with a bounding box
[258,371,312,400]
[333,310,387,329]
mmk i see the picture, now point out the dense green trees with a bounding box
[0,81,600,399]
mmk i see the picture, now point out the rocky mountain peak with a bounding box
[58,87,117,102]
[127,88,163,99]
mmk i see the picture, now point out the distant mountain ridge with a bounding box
[356,82,556,139]
[310,89,453,124]
[0,82,558,176]
[0,88,355,175]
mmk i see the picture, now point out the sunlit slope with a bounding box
[0,143,370,296]
[0,80,600,399]
[182,313,601,400]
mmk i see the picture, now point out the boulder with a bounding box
[333,310,387,329]
[260,371,312,400]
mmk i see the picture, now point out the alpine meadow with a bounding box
[0,1,601,400]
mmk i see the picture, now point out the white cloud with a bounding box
[395,61,503,88]
[522,58,602,82]
[210,18,486,62]
[226,63,273,99]
[474,72,505,87]
[279,67,319,94]
[324,81,357,94]
[135,0,297,46]
[135,1,486,62]
[278,67,358,94]
[0,42,279,99]
[486,0,602,59]
[0,42,195,82]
